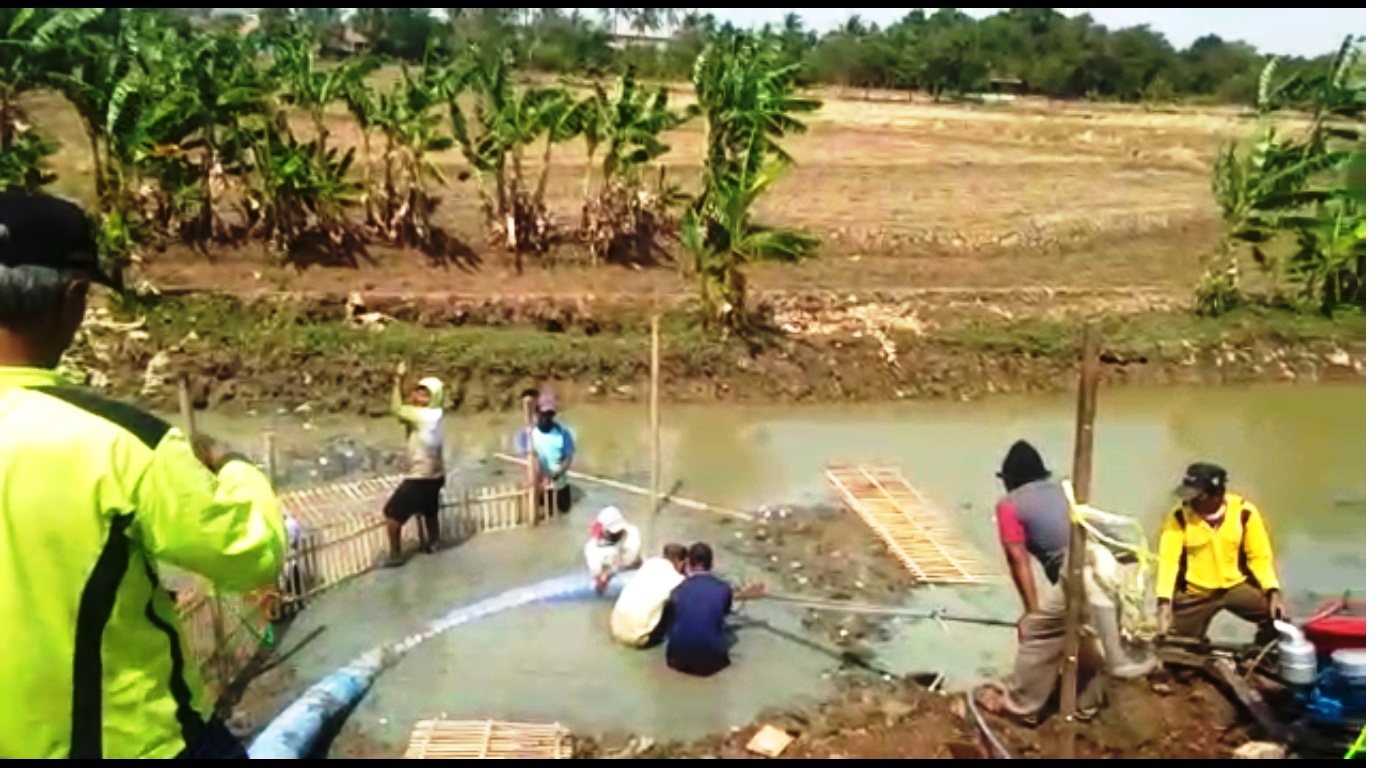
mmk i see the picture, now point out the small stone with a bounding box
[1232,742,1286,759]
[1326,349,1352,367]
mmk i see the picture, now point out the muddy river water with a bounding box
[185,383,1365,753]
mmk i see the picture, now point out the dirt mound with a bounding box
[577,675,1248,759]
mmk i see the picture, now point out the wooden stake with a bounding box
[176,374,197,441]
[179,374,228,692]
[524,395,538,527]
[649,313,662,528]
[1058,327,1100,758]
[264,431,278,487]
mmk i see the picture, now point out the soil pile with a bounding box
[576,674,1248,759]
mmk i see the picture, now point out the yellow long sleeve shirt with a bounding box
[1154,493,1281,601]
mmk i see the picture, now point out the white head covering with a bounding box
[417,377,444,405]
[596,506,627,535]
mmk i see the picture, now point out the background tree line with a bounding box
[195,7,1352,107]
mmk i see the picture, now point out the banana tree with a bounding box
[342,78,383,228]
[273,29,380,146]
[368,53,457,249]
[133,29,271,246]
[449,45,573,270]
[244,119,366,264]
[682,35,819,332]
[578,70,686,266]
[1205,35,1366,314]
[39,8,155,209]
[0,9,73,190]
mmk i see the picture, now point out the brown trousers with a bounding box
[1170,583,1272,639]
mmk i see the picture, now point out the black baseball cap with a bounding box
[1174,462,1228,500]
[0,191,119,290]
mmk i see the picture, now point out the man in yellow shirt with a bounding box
[1154,463,1286,639]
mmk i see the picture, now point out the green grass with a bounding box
[933,306,1366,358]
[126,294,736,378]
[122,293,1364,388]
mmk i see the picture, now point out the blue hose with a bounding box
[247,571,629,759]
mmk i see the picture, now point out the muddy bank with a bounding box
[576,675,1247,759]
[63,293,1367,417]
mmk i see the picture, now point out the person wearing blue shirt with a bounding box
[665,542,736,677]
[519,392,576,515]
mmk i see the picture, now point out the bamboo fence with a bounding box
[404,719,573,759]
[175,475,541,687]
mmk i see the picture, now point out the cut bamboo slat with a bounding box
[404,719,573,759]
[827,465,997,586]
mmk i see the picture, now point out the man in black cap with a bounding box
[977,440,1105,725]
[1154,462,1285,639]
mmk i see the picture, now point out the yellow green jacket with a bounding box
[0,367,287,758]
[1154,492,1281,601]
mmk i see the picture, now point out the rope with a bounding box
[756,593,1016,628]
[966,689,1013,759]
[1060,481,1158,642]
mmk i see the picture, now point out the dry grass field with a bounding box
[21,80,1307,303]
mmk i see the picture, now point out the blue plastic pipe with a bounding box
[248,570,629,759]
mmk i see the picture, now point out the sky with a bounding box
[575,8,1367,58]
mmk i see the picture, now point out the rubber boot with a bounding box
[1090,603,1158,679]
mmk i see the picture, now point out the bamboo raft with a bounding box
[826,465,997,586]
[404,719,573,759]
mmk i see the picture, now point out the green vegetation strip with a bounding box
[131,295,1364,372]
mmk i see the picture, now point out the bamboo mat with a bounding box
[278,474,407,529]
[404,719,573,759]
[827,465,997,586]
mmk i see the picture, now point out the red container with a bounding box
[1302,596,1366,658]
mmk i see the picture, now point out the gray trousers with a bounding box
[1002,582,1109,718]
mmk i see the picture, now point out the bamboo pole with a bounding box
[1058,327,1100,758]
[179,374,228,692]
[264,431,277,487]
[524,396,538,527]
[492,453,753,521]
[649,313,661,529]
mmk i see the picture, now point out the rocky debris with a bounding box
[578,675,1248,759]
[1233,741,1287,759]
[722,505,913,656]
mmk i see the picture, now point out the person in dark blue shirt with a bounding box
[665,542,736,677]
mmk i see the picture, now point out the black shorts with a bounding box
[537,484,573,514]
[384,477,445,523]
